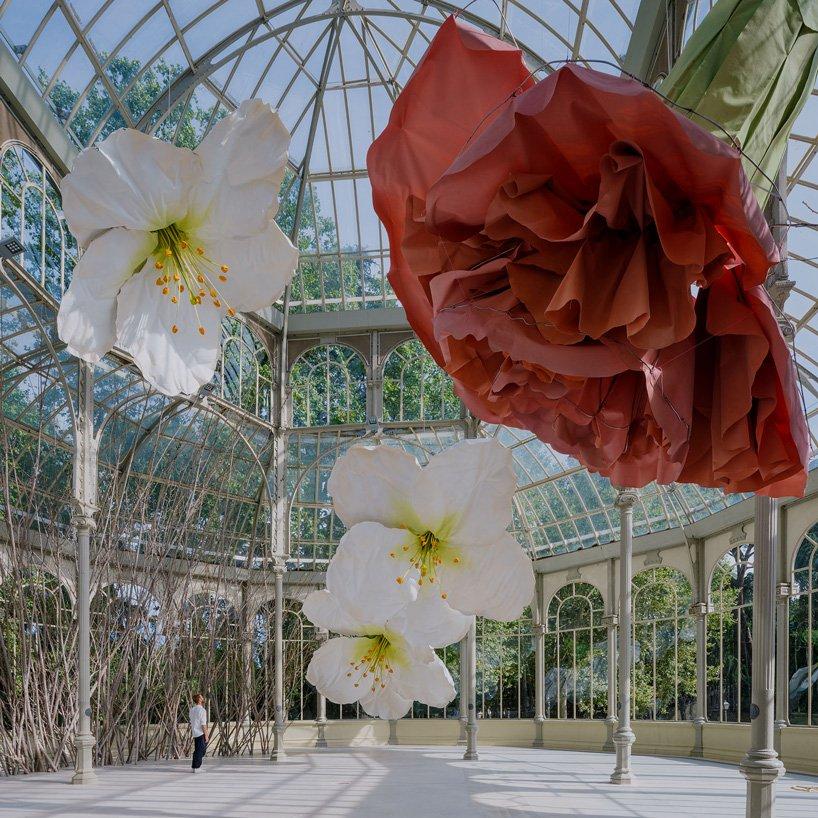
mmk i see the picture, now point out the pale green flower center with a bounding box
[347,634,401,693]
[390,529,461,600]
[151,223,235,336]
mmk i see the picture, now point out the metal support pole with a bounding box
[533,573,545,747]
[458,635,467,745]
[774,583,790,748]
[72,360,97,785]
[611,489,637,785]
[690,538,708,757]
[316,628,328,748]
[603,557,618,752]
[387,719,399,745]
[463,617,478,760]
[271,563,287,761]
[740,497,784,816]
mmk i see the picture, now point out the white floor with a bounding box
[1,747,817,818]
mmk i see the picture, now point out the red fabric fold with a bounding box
[367,16,808,497]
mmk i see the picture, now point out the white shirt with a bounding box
[189,704,207,738]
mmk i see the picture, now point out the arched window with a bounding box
[217,317,273,420]
[382,339,460,422]
[289,344,366,427]
[545,582,607,719]
[476,610,534,719]
[253,599,318,724]
[708,543,754,722]
[790,525,818,726]
[632,567,695,721]
[0,142,77,298]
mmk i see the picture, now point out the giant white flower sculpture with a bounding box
[327,438,534,621]
[57,100,298,396]
[304,523,461,720]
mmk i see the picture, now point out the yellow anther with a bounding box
[163,275,169,283]
[171,324,178,334]
[213,299,221,307]
[402,545,410,552]
[155,276,164,286]
[165,248,172,257]
[418,579,424,586]
[198,326,206,336]
[197,274,205,283]
[162,287,169,295]
[453,557,460,564]
[154,260,164,270]
[173,273,181,282]
[196,247,205,255]
[179,284,185,293]
[441,593,448,600]
[171,296,178,304]
[395,577,404,585]
[210,289,217,298]
[227,308,236,317]
[389,552,396,559]
[220,264,229,273]
[218,274,227,282]
[180,240,188,249]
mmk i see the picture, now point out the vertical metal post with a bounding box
[740,497,784,817]
[463,617,478,760]
[603,557,618,752]
[774,582,790,746]
[72,360,97,785]
[315,627,328,748]
[533,573,545,747]
[271,562,287,761]
[458,636,468,745]
[387,719,399,745]
[611,490,637,784]
[690,538,708,757]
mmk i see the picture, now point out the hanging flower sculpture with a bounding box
[304,523,459,720]
[367,16,808,497]
[58,100,298,396]
[327,439,534,621]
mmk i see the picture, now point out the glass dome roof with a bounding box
[1,0,816,564]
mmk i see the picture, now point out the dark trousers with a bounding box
[192,735,207,769]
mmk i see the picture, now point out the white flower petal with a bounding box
[306,637,369,704]
[302,589,363,635]
[404,585,471,649]
[115,265,222,396]
[393,650,456,709]
[62,130,199,247]
[206,222,298,312]
[441,533,534,621]
[415,439,516,546]
[57,228,155,362]
[191,100,290,240]
[358,686,413,720]
[328,444,423,530]
[326,522,417,628]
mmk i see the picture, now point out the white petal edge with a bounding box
[415,438,516,547]
[191,100,290,240]
[328,444,423,530]
[62,129,199,247]
[326,522,417,629]
[115,264,222,396]
[204,222,298,312]
[403,585,472,649]
[57,228,155,362]
[358,685,413,720]
[441,532,535,621]
[302,589,363,635]
[393,650,456,709]
[305,637,369,705]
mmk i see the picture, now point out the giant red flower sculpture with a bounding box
[368,16,808,497]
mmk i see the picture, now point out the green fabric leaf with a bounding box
[660,0,818,208]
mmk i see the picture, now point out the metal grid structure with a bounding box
[0,0,812,565]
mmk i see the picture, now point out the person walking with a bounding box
[189,692,209,772]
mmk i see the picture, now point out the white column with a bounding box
[388,719,399,745]
[72,512,97,784]
[774,583,790,744]
[740,497,784,816]
[611,489,637,785]
[463,617,478,760]
[458,637,467,745]
[315,627,328,748]
[603,557,618,752]
[271,562,287,761]
[72,360,97,785]
[533,573,545,747]
[691,538,708,758]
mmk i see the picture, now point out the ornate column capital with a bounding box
[602,613,619,628]
[71,507,97,532]
[776,582,792,600]
[614,489,638,510]
[688,601,710,618]
[533,623,546,637]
